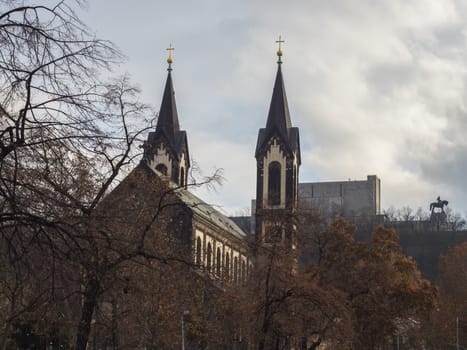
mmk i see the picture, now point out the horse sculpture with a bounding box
[430,196,448,213]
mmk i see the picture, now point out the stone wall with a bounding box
[386,222,467,282]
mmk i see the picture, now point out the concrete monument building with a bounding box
[299,175,381,219]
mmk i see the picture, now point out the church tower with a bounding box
[144,46,190,187]
[255,38,301,243]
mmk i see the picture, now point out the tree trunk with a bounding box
[75,277,99,350]
[0,334,7,350]
[257,316,269,350]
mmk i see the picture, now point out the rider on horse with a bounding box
[430,196,448,213]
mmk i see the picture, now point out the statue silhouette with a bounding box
[429,196,448,213]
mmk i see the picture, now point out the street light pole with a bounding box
[181,314,185,350]
[181,310,190,350]
[456,317,460,350]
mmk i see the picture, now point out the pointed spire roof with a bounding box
[265,63,292,139]
[255,44,300,161]
[155,70,180,146]
[255,63,293,157]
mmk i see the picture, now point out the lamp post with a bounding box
[456,317,460,350]
[181,310,190,350]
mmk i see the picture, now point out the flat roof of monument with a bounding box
[300,175,380,186]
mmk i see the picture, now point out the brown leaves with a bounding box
[421,242,467,347]
[299,218,438,349]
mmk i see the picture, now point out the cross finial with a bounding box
[276,35,284,63]
[166,44,175,71]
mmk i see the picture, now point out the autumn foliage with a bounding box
[226,215,438,350]
[417,242,467,349]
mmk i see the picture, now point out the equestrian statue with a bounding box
[430,196,448,213]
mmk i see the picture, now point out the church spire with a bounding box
[145,45,190,188]
[155,45,180,148]
[255,37,292,157]
[254,37,301,244]
[264,60,292,141]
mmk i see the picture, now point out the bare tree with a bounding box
[0,1,165,348]
[445,207,467,231]
[0,0,123,159]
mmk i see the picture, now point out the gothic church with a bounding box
[137,44,301,280]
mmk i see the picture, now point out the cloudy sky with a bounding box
[81,0,467,216]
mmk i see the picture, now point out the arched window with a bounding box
[206,243,212,272]
[180,167,185,187]
[268,161,281,206]
[216,247,221,276]
[155,163,168,176]
[225,253,230,280]
[196,237,202,266]
[234,256,238,284]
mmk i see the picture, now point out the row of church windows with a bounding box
[195,236,248,284]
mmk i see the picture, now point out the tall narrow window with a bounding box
[216,248,221,276]
[206,243,212,272]
[268,161,281,206]
[180,167,185,187]
[172,166,179,184]
[234,257,238,284]
[241,260,246,282]
[155,163,168,176]
[225,253,230,280]
[196,237,202,266]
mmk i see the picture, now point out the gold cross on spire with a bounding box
[276,35,284,63]
[166,44,175,71]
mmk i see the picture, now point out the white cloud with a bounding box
[82,0,467,214]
